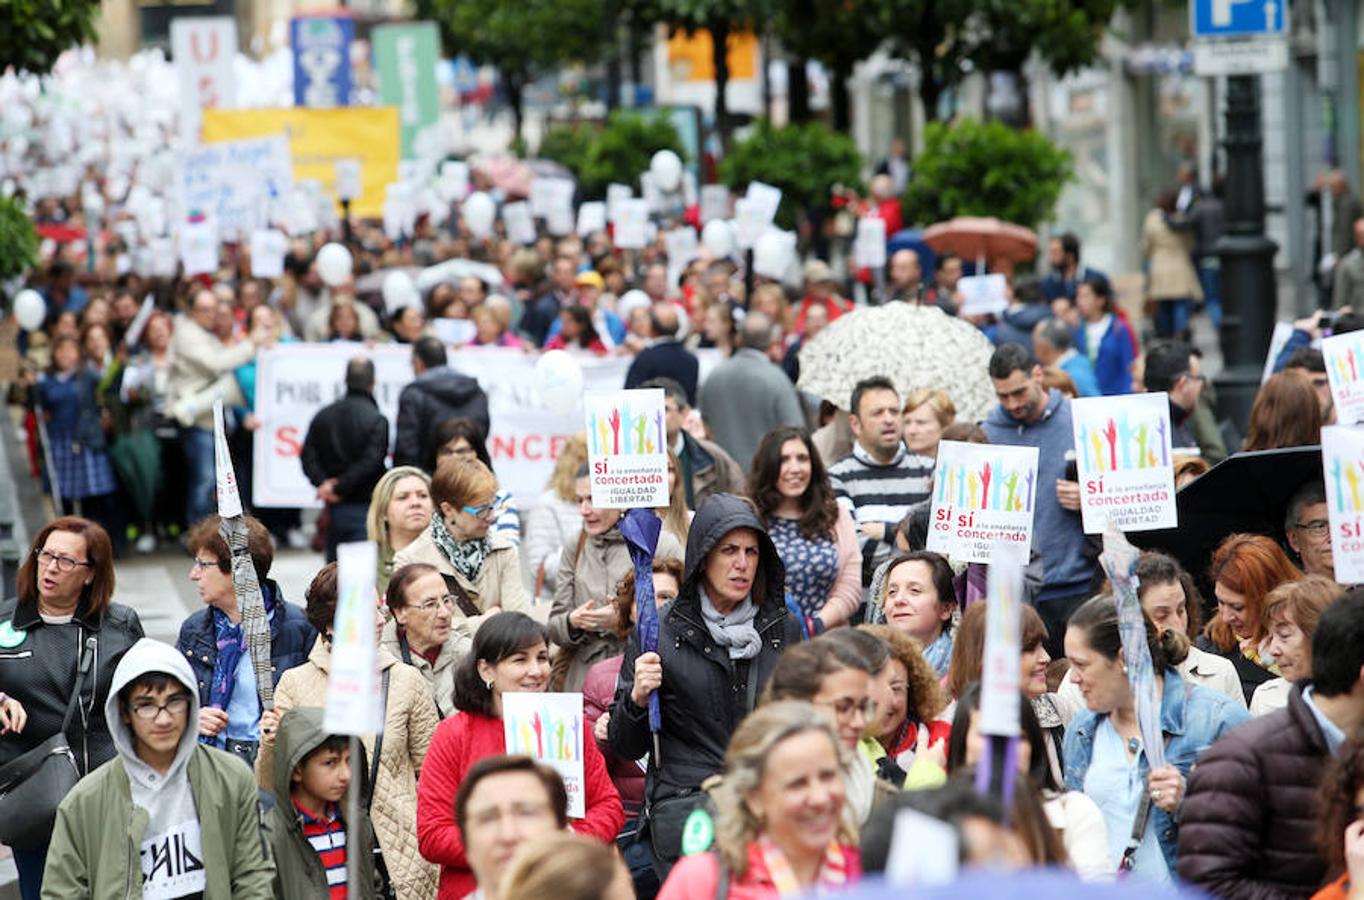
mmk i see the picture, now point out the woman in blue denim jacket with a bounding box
[1062,595,1250,883]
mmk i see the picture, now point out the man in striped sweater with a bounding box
[828,376,934,588]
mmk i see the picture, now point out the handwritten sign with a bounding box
[853,218,887,269]
[927,441,1038,564]
[613,199,650,250]
[958,274,1008,317]
[1071,393,1177,533]
[502,201,536,246]
[1323,426,1364,584]
[700,185,730,223]
[503,693,586,818]
[179,136,292,239]
[585,389,669,508]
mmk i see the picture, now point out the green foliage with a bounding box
[0,0,101,75]
[539,113,684,200]
[903,119,1072,229]
[537,124,596,176]
[0,197,39,283]
[419,0,603,91]
[717,120,863,230]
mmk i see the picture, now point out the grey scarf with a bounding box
[430,515,491,584]
[699,588,762,660]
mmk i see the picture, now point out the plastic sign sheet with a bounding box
[503,693,586,818]
[585,389,669,509]
[979,544,1026,737]
[1323,426,1364,585]
[1323,331,1364,426]
[1070,393,1177,533]
[927,440,1038,564]
[325,542,381,736]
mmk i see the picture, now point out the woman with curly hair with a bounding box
[1313,735,1364,900]
[856,624,951,780]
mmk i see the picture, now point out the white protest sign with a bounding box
[179,136,292,238]
[927,441,1038,564]
[958,274,1008,317]
[325,541,381,735]
[664,227,698,266]
[606,183,633,224]
[980,543,1026,736]
[1323,426,1364,584]
[123,295,156,349]
[733,198,765,250]
[502,201,537,245]
[1262,321,1295,384]
[172,17,236,143]
[613,199,650,250]
[212,400,243,517]
[745,181,782,225]
[503,693,586,818]
[1323,330,1364,426]
[700,184,730,224]
[584,389,669,508]
[179,217,219,276]
[853,217,888,269]
[1071,393,1178,533]
[577,201,607,237]
[431,317,477,346]
[249,229,288,278]
[438,161,469,203]
[334,158,362,202]
[886,809,959,887]
[543,179,576,236]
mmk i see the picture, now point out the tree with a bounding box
[717,119,862,231]
[539,112,685,199]
[658,0,766,149]
[773,0,882,130]
[0,0,102,75]
[902,118,1072,229]
[0,197,39,284]
[420,0,604,144]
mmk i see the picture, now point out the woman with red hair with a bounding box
[1197,534,1303,704]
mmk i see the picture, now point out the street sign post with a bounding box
[1191,0,1289,76]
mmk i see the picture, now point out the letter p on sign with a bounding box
[1212,0,1256,27]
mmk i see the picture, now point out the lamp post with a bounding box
[1213,74,1279,433]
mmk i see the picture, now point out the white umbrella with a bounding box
[797,304,998,422]
[416,258,504,292]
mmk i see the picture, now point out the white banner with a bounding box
[251,344,632,508]
[171,17,237,144]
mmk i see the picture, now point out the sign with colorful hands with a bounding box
[585,389,670,509]
[927,441,1039,564]
[502,692,586,818]
[1071,393,1177,534]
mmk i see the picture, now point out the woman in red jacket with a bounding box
[416,612,625,899]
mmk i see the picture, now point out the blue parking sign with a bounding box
[1191,0,1287,38]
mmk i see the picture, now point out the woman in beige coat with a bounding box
[257,564,441,900]
[547,467,684,692]
[392,458,529,648]
[1141,190,1203,338]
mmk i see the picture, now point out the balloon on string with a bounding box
[315,243,353,287]
[12,289,46,331]
[649,150,683,193]
[381,270,419,314]
[533,349,584,409]
[462,191,496,238]
[701,219,736,258]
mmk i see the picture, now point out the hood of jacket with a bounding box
[413,365,483,406]
[983,386,1065,433]
[105,638,202,790]
[681,493,785,611]
[1000,302,1052,331]
[272,706,339,802]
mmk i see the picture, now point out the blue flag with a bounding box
[620,509,663,734]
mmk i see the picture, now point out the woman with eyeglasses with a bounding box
[0,517,144,900]
[393,458,529,646]
[256,563,440,900]
[425,418,520,546]
[382,563,469,718]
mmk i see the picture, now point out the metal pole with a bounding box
[347,735,362,898]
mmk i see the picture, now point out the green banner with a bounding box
[372,22,441,159]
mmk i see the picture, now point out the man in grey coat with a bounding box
[698,311,806,469]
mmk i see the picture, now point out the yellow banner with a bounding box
[200,107,400,219]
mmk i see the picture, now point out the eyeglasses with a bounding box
[824,697,875,721]
[412,595,457,614]
[438,444,479,460]
[36,550,90,573]
[1294,519,1329,536]
[461,502,496,520]
[190,558,221,573]
[129,695,191,721]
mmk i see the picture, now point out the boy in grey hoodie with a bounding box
[43,638,274,899]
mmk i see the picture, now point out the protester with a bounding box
[502,832,633,900]
[1201,533,1304,704]
[749,427,860,631]
[1143,339,1226,461]
[1313,735,1364,900]
[1072,275,1136,396]
[656,701,861,897]
[1032,318,1101,397]
[0,518,143,899]
[544,304,610,355]
[116,310,180,551]
[425,418,520,545]
[41,639,274,899]
[624,303,699,404]
[700,311,806,469]
[946,684,1111,881]
[258,562,440,900]
[416,612,624,898]
[872,551,958,678]
[1143,191,1203,339]
[547,465,683,691]
[1243,371,1324,452]
[393,336,490,469]
[1285,481,1336,581]
[1179,588,1364,896]
[368,466,434,596]
[453,756,570,900]
[523,435,589,595]
[1042,233,1105,304]
[901,388,956,460]
[301,356,390,562]
[382,562,467,718]
[266,706,383,899]
[392,459,529,640]
[983,344,1094,657]
[828,376,935,586]
[1062,595,1250,883]
[642,376,745,510]
[1250,575,1343,716]
[795,260,852,333]
[855,624,949,773]
[860,778,1030,874]
[609,493,802,875]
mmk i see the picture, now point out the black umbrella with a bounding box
[1129,446,1323,593]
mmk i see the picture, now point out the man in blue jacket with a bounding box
[982,343,1095,656]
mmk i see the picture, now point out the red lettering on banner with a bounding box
[490,434,570,462]
[274,426,301,458]
[190,31,220,64]
[491,435,517,459]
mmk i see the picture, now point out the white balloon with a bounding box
[753,231,792,280]
[316,242,353,288]
[533,349,584,409]
[701,219,736,258]
[13,289,45,331]
[617,289,652,321]
[462,192,496,238]
[381,270,419,314]
[649,150,683,193]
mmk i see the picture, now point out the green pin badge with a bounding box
[680,806,715,855]
[0,621,27,649]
